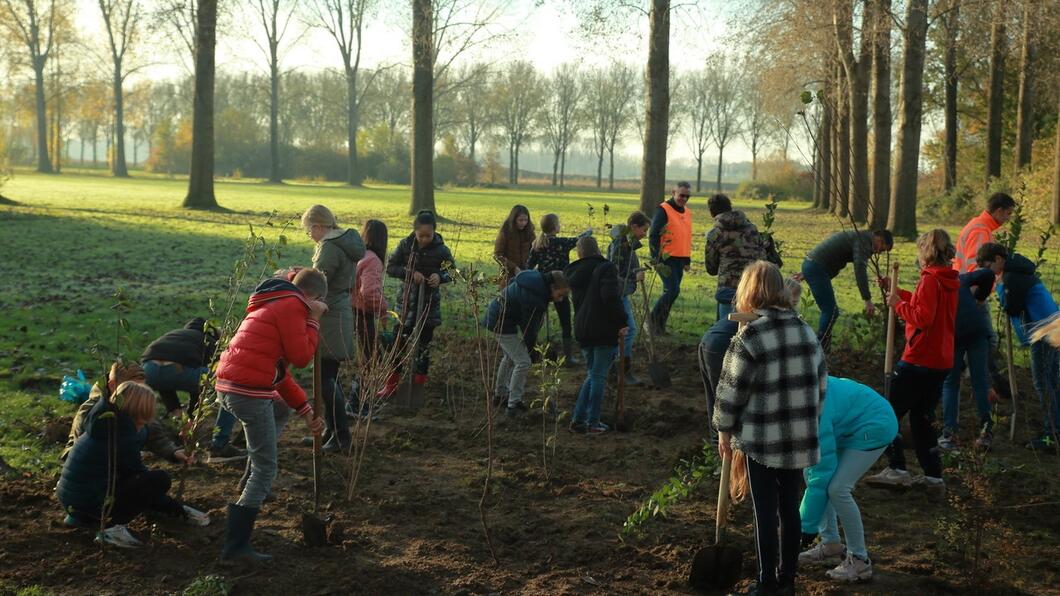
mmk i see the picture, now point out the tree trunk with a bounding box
[183,0,219,209]
[695,155,703,193]
[596,153,603,188]
[346,70,362,185]
[751,142,758,182]
[888,0,929,239]
[514,146,520,185]
[715,145,724,191]
[33,61,53,174]
[509,146,515,185]
[835,62,850,219]
[111,64,129,177]
[638,0,670,216]
[830,94,841,214]
[1014,0,1036,171]
[92,131,98,167]
[409,0,435,214]
[79,137,84,165]
[838,0,871,224]
[820,93,832,212]
[1053,97,1060,225]
[552,150,560,186]
[560,152,567,188]
[871,0,892,228]
[608,147,616,190]
[268,57,281,183]
[986,7,1006,182]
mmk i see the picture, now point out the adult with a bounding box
[608,211,651,386]
[647,181,693,335]
[494,204,534,288]
[953,192,1016,274]
[798,229,893,350]
[302,204,365,452]
[705,193,782,322]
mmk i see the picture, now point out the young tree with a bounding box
[706,53,743,192]
[541,63,583,188]
[742,66,771,183]
[683,68,713,192]
[870,0,891,228]
[452,63,491,167]
[888,0,929,238]
[98,0,143,178]
[604,63,636,190]
[1,0,59,173]
[638,0,669,215]
[1014,0,1036,171]
[492,61,541,186]
[248,0,300,184]
[586,69,609,188]
[410,0,434,213]
[183,0,218,209]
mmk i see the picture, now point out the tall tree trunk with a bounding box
[638,0,670,215]
[715,145,724,191]
[1053,97,1060,225]
[596,153,603,188]
[1014,0,1036,171]
[695,155,703,193]
[409,0,435,214]
[820,90,833,212]
[943,0,959,191]
[514,148,520,185]
[608,147,616,190]
[830,93,841,214]
[346,71,362,185]
[986,5,1006,182]
[33,61,53,174]
[268,58,281,183]
[838,0,871,224]
[888,0,929,238]
[870,0,892,228]
[835,62,850,219]
[508,146,515,185]
[79,137,84,165]
[111,64,129,177]
[183,0,219,209]
[560,152,567,187]
[552,150,560,186]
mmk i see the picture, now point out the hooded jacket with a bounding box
[386,231,455,330]
[894,264,960,370]
[215,278,319,415]
[998,253,1059,344]
[61,383,179,463]
[607,225,644,297]
[954,211,1002,273]
[314,229,365,361]
[955,268,996,341]
[806,231,875,301]
[705,210,782,290]
[352,250,388,315]
[141,317,219,368]
[494,226,534,283]
[484,270,552,335]
[567,256,627,347]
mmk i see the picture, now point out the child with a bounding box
[705,193,782,322]
[303,204,365,452]
[608,211,650,386]
[494,204,534,287]
[713,260,827,595]
[867,230,959,495]
[978,243,1060,450]
[351,219,389,413]
[57,381,210,548]
[383,210,456,393]
[485,269,569,418]
[215,269,328,565]
[565,236,627,434]
[939,266,996,451]
[526,213,590,365]
[798,377,898,583]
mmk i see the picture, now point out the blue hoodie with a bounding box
[799,376,898,534]
[484,270,551,335]
[996,254,1059,345]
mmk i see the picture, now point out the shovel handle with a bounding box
[312,350,322,512]
[884,264,900,387]
[1007,318,1018,441]
[715,455,732,544]
[616,335,626,423]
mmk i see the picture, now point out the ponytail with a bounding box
[533,213,560,251]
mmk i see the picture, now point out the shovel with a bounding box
[1006,318,1019,441]
[638,279,671,389]
[689,455,744,591]
[301,351,332,547]
[394,282,428,411]
[884,263,900,398]
[614,332,629,432]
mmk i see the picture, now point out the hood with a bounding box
[247,278,309,312]
[1006,253,1037,276]
[565,255,606,287]
[513,270,550,299]
[715,210,752,231]
[323,229,364,261]
[184,317,207,332]
[922,264,960,290]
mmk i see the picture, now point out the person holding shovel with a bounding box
[608,211,650,386]
[526,213,591,366]
[713,260,827,596]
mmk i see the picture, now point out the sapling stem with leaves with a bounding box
[531,344,564,481]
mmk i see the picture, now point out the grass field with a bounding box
[1,171,1059,595]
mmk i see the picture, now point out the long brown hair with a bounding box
[363,219,388,261]
[730,450,749,503]
[734,261,791,314]
[501,204,534,239]
[917,229,956,267]
[533,213,560,251]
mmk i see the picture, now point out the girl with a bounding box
[57,381,210,549]
[494,204,534,287]
[352,219,390,411]
[384,210,457,392]
[797,377,898,583]
[302,204,365,452]
[866,229,959,496]
[608,211,651,386]
[527,213,590,365]
[713,260,826,596]
[565,237,628,434]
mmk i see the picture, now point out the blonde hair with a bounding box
[730,450,749,503]
[784,277,802,309]
[734,261,790,314]
[301,204,338,232]
[109,360,145,385]
[917,229,956,267]
[533,213,560,251]
[109,381,157,424]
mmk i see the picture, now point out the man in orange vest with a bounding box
[953,193,1016,274]
[647,181,693,335]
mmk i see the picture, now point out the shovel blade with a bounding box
[301,512,332,547]
[689,544,744,591]
[648,363,672,389]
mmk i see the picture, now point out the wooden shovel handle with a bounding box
[715,456,732,544]
[1007,319,1019,441]
[311,350,322,512]
[884,263,900,381]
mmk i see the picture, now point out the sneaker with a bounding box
[63,513,86,528]
[799,541,845,563]
[568,421,587,434]
[182,505,211,527]
[208,444,247,464]
[865,467,912,488]
[505,402,528,418]
[826,553,873,582]
[975,428,993,451]
[937,428,958,451]
[586,422,609,435]
[911,475,946,501]
[95,525,142,549]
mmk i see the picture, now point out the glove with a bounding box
[801,532,818,549]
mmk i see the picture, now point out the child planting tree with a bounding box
[351,219,390,415]
[608,211,650,386]
[527,213,591,366]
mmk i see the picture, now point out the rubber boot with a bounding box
[563,338,582,367]
[623,357,641,386]
[220,503,272,566]
[377,372,400,398]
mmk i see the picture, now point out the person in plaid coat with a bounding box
[713,260,827,596]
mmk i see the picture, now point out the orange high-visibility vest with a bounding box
[953,211,1001,273]
[659,201,693,258]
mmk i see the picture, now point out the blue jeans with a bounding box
[620,296,637,357]
[651,261,686,329]
[211,404,240,449]
[143,360,208,413]
[1030,341,1060,434]
[814,447,886,560]
[715,286,736,323]
[942,334,993,432]
[801,259,837,342]
[573,345,617,425]
[221,393,278,509]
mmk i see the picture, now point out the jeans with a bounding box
[495,333,532,407]
[222,393,279,509]
[620,296,637,357]
[698,342,725,428]
[942,334,993,432]
[747,457,803,587]
[651,260,686,329]
[238,398,290,494]
[67,469,182,526]
[143,360,208,413]
[320,358,351,447]
[885,361,948,478]
[573,345,616,425]
[715,286,736,323]
[211,400,246,450]
[801,259,838,347]
[1030,341,1060,434]
[813,447,886,560]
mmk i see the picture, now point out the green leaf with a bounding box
[800,90,813,105]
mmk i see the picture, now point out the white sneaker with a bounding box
[799,541,846,563]
[182,505,211,527]
[826,553,873,582]
[865,467,912,488]
[94,525,143,549]
[937,430,958,451]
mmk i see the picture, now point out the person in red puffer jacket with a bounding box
[216,269,328,567]
[867,230,959,496]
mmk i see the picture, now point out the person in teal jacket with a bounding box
[798,377,898,583]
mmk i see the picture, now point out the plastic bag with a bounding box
[59,370,93,404]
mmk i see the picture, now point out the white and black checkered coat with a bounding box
[712,307,827,470]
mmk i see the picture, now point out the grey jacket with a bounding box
[805,230,874,301]
[314,228,365,361]
[607,224,644,297]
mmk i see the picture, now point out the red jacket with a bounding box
[896,265,960,370]
[216,279,319,415]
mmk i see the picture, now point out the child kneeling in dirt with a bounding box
[214,270,328,565]
[57,381,210,548]
[797,377,898,583]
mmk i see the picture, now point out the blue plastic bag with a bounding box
[59,370,92,404]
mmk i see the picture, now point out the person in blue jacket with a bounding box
[485,269,570,418]
[798,377,898,583]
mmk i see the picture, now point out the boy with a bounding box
[215,269,328,565]
[608,211,650,385]
[705,193,782,322]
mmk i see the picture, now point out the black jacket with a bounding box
[386,232,456,329]
[566,256,627,347]
[141,317,218,368]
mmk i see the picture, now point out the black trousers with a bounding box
[320,358,351,447]
[746,457,802,588]
[885,361,947,478]
[73,469,182,526]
